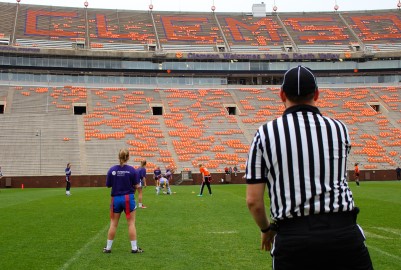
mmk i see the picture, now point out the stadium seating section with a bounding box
[1,4,401,176]
[0,84,400,176]
[0,3,400,52]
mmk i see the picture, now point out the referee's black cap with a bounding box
[282,65,318,96]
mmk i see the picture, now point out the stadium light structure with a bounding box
[334,0,339,11]
[273,0,278,12]
[84,1,88,8]
[398,0,401,9]
[16,0,21,3]
[35,129,42,175]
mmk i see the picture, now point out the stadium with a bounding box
[0,1,401,187]
[0,2,401,270]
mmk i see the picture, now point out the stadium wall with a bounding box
[0,170,398,189]
[0,173,246,188]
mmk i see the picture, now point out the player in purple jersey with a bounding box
[65,163,72,196]
[136,160,147,209]
[103,149,143,254]
[153,166,162,190]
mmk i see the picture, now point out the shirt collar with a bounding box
[283,104,321,116]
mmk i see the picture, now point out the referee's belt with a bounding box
[276,208,359,232]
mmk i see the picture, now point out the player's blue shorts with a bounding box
[110,194,136,218]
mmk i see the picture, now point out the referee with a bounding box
[246,66,373,270]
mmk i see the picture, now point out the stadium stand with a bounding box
[216,13,290,52]
[0,2,16,45]
[0,3,401,179]
[154,12,225,52]
[279,11,358,52]
[87,9,156,51]
[1,83,400,176]
[341,10,401,46]
[15,4,87,49]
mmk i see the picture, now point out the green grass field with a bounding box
[0,182,400,270]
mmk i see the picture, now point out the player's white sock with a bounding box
[138,203,142,207]
[131,240,137,250]
[106,240,113,250]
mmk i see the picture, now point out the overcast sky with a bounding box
[0,0,397,12]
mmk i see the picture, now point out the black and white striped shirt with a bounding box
[246,105,354,221]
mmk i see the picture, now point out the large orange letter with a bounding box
[25,10,78,37]
[286,17,348,42]
[225,17,281,44]
[351,15,401,40]
[161,16,216,43]
[96,14,155,41]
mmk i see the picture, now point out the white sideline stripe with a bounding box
[367,244,401,263]
[59,225,108,270]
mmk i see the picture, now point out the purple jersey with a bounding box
[106,165,139,197]
[154,169,162,179]
[138,167,147,179]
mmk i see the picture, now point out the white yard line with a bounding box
[367,244,401,264]
[208,231,238,234]
[59,225,108,270]
[371,227,401,237]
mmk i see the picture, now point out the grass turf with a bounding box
[0,182,400,269]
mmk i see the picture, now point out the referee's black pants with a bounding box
[272,211,373,270]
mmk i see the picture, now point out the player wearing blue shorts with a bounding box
[103,149,143,254]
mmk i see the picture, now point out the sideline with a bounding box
[59,225,108,270]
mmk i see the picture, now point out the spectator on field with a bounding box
[224,167,229,175]
[65,163,72,196]
[136,160,147,209]
[396,166,401,180]
[354,163,360,186]
[233,165,238,176]
[103,149,143,254]
[246,66,373,270]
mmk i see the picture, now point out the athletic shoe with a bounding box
[103,248,111,253]
[197,194,203,197]
[141,205,147,209]
[131,248,144,253]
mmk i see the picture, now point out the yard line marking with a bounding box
[367,244,401,264]
[208,231,238,234]
[59,225,108,270]
[371,227,401,238]
[364,231,393,240]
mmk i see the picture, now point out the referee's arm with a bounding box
[246,183,274,251]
